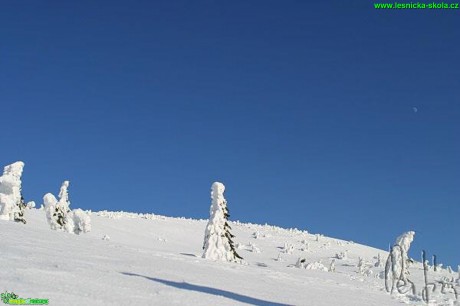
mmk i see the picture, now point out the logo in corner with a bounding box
[1,291,49,305]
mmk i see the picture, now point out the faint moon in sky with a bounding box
[412,107,418,113]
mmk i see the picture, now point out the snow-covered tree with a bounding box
[0,161,27,224]
[44,193,61,230]
[44,181,90,235]
[58,180,71,213]
[329,259,336,272]
[336,250,348,260]
[375,253,384,268]
[394,231,415,279]
[71,208,91,234]
[202,182,243,262]
[357,257,365,274]
[385,230,416,296]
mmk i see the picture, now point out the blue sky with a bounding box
[1,1,459,267]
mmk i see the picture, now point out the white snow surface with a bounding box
[1,209,458,306]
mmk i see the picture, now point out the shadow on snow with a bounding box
[121,272,291,306]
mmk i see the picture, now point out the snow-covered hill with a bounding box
[1,209,458,305]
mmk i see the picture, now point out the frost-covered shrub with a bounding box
[282,242,294,254]
[248,242,261,253]
[202,182,243,262]
[374,253,384,268]
[44,181,90,235]
[26,201,35,209]
[71,208,91,234]
[295,258,328,271]
[329,259,336,272]
[0,161,27,224]
[305,260,328,271]
[357,257,365,274]
[336,250,348,260]
[300,243,309,252]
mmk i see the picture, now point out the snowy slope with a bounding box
[1,209,458,306]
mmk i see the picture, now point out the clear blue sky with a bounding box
[1,1,459,267]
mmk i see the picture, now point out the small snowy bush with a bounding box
[282,242,294,254]
[71,208,91,234]
[329,259,336,272]
[336,250,348,260]
[305,260,328,271]
[26,201,35,209]
[246,242,261,253]
[374,253,384,268]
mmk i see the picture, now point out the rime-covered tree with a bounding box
[202,182,242,262]
[58,180,71,213]
[44,180,91,234]
[44,193,61,230]
[14,195,27,224]
[392,231,415,281]
[0,161,27,224]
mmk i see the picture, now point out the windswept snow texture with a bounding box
[1,210,458,305]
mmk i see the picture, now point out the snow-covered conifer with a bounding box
[0,161,27,224]
[375,253,384,268]
[305,260,328,271]
[357,257,365,274]
[202,182,243,262]
[58,181,71,213]
[395,231,415,258]
[336,250,348,260]
[282,242,294,254]
[329,259,336,272]
[393,231,415,280]
[71,208,91,234]
[44,193,60,230]
[248,242,261,253]
[43,181,90,234]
